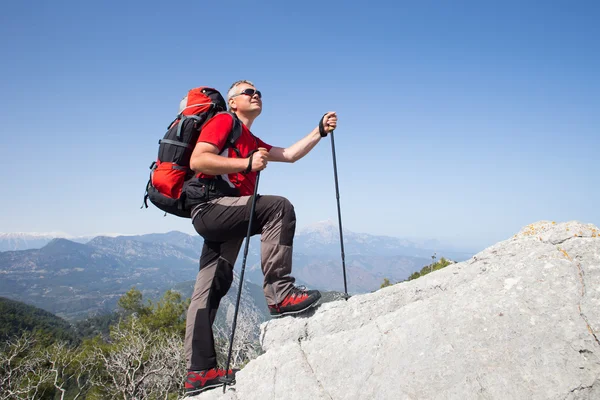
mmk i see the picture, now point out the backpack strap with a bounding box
[217,111,243,157]
[158,139,195,149]
[177,114,202,140]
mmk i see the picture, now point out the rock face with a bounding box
[194,221,600,400]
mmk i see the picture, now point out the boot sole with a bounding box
[270,298,321,318]
[185,380,232,396]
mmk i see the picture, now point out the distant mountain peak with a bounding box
[38,238,94,257]
[298,219,340,235]
[0,232,81,252]
[43,237,87,249]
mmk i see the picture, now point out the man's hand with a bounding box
[320,112,338,135]
[250,147,269,171]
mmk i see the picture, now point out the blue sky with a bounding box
[0,0,598,252]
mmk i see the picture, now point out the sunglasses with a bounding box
[232,88,262,99]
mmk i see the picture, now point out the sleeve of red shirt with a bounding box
[197,113,273,152]
[197,113,233,150]
[255,136,272,151]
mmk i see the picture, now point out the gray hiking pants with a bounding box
[184,195,297,371]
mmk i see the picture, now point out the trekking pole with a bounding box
[328,128,349,300]
[222,171,261,392]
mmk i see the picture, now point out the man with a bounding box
[183,80,337,395]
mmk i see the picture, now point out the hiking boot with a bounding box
[269,286,321,317]
[185,368,237,395]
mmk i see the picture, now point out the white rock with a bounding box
[191,221,600,400]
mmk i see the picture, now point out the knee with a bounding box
[271,196,295,223]
[259,196,296,245]
[213,262,234,297]
[277,197,296,244]
[278,197,295,218]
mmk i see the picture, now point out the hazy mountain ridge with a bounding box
[0,222,473,319]
[1,221,471,258]
[0,232,122,251]
[120,231,204,250]
[297,220,423,251]
[87,236,199,261]
[0,238,199,319]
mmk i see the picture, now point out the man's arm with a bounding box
[190,142,268,175]
[268,112,337,163]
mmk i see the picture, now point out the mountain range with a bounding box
[0,231,114,252]
[0,221,473,320]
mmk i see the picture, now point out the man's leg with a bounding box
[193,195,297,304]
[254,195,297,305]
[253,195,321,316]
[184,238,243,371]
[190,194,318,321]
[186,196,254,373]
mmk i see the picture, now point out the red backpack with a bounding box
[142,87,242,218]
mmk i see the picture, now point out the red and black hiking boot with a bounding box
[268,286,322,317]
[185,368,238,396]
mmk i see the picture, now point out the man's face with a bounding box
[229,83,262,116]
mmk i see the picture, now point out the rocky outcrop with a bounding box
[195,221,600,399]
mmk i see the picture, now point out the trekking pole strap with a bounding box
[244,150,258,174]
[318,113,328,137]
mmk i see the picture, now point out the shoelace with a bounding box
[290,285,308,297]
[270,286,311,309]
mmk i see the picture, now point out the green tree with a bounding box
[408,271,421,281]
[117,287,149,317]
[142,290,189,336]
[380,278,392,288]
[117,287,188,336]
[408,257,454,281]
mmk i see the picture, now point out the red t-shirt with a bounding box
[196,113,272,196]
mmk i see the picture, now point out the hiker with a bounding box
[183,80,337,394]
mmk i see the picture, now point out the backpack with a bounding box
[142,87,242,218]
